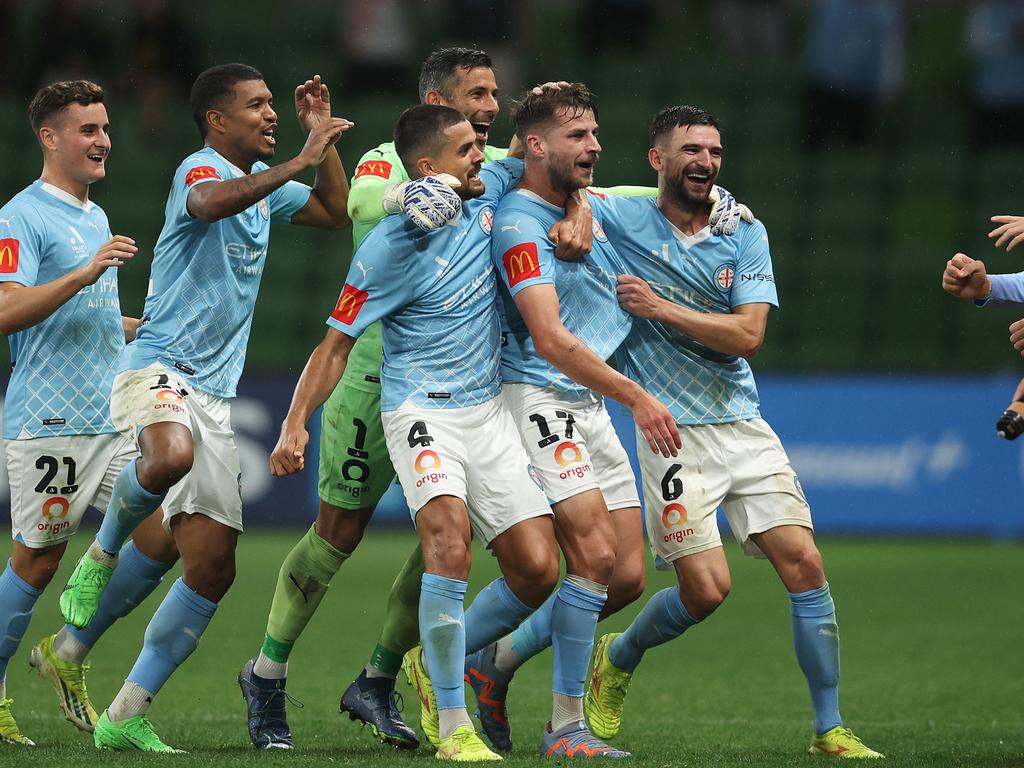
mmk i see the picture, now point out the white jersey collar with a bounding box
[667,217,710,248]
[39,181,94,212]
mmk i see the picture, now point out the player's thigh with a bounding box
[638,422,731,571]
[382,406,470,530]
[6,433,126,550]
[502,384,601,504]
[317,378,393,512]
[414,494,472,579]
[161,390,243,534]
[720,419,812,559]
[462,396,552,547]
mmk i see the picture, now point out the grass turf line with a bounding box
[4,529,1022,766]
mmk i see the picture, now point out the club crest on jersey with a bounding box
[185,165,222,186]
[478,206,494,234]
[258,198,269,219]
[591,217,608,242]
[0,238,19,273]
[331,283,368,325]
[502,242,541,287]
[355,160,392,179]
[714,263,735,291]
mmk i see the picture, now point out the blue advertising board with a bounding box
[2,374,1023,537]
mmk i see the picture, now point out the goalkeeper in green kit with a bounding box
[238,47,590,751]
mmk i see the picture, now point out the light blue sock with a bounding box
[508,589,556,664]
[419,573,468,711]
[609,587,699,672]
[463,577,533,655]
[68,541,172,649]
[0,562,43,680]
[126,577,217,695]
[96,459,166,554]
[550,577,607,697]
[790,582,842,735]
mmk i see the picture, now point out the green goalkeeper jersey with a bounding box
[341,141,509,389]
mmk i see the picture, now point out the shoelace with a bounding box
[388,690,405,717]
[239,677,305,724]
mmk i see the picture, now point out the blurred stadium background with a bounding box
[0,2,1022,764]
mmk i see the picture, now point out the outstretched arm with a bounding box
[270,328,356,476]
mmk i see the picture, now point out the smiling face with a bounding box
[531,107,601,195]
[652,123,722,207]
[215,78,278,163]
[40,101,111,190]
[430,119,486,199]
[437,66,499,150]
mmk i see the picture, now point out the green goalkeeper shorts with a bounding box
[317,349,394,510]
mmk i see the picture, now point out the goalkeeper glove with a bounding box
[709,185,754,236]
[382,174,462,231]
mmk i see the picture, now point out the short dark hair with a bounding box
[649,105,720,147]
[418,47,492,102]
[510,83,598,140]
[394,104,468,177]
[29,80,104,133]
[190,63,264,137]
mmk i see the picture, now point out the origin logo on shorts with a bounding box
[354,160,392,179]
[661,502,694,543]
[0,238,19,273]
[503,242,541,287]
[153,388,187,415]
[553,441,592,480]
[331,283,368,325]
[185,166,222,186]
[38,496,71,536]
[414,449,447,488]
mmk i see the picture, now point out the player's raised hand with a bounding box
[77,235,137,285]
[531,80,571,95]
[270,421,309,476]
[1009,318,1024,357]
[630,390,680,457]
[942,252,991,299]
[550,191,592,261]
[989,215,1024,252]
[298,116,354,167]
[708,185,753,236]
[617,274,664,319]
[294,75,335,131]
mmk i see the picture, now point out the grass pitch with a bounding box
[4,528,1022,767]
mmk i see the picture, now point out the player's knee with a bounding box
[139,446,193,491]
[508,551,559,607]
[11,544,64,589]
[316,503,373,555]
[680,581,728,620]
[424,537,472,581]
[609,563,645,611]
[183,553,235,602]
[786,545,825,592]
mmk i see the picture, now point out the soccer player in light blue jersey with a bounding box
[0,80,181,747]
[462,84,679,758]
[582,106,882,759]
[269,104,583,761]
[55,64,354,753]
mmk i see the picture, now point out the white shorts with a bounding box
[111,364,243,533]
[5,432,135,548]
[382,396,552,546]
[502,383,639,511]
[640,418,812,567]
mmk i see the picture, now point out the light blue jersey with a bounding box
[325,159,523,412]
[0,181,122,440]
[490,189,631,395]
[594,194,778,425]
[120,148,311,398]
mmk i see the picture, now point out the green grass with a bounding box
[5,530,1023,766]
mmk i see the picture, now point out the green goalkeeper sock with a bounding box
[368,543,424,676]
[262,523,348,663]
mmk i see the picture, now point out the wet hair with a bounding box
[190,63,265,137]
[418,47,492,102]
[649,105,720,147]
[510,83,598,140]
[394,104,468,176]
[28,80,104,133]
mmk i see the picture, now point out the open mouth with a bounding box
[470,122,490,143]
[262,126,276,146]
[87,152,106,166]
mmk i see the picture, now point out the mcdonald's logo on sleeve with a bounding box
[0,238,19,273]
[185,166,222,187]
[502,242,541,288]
[354,160,393,180]
[331,283,369,325]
